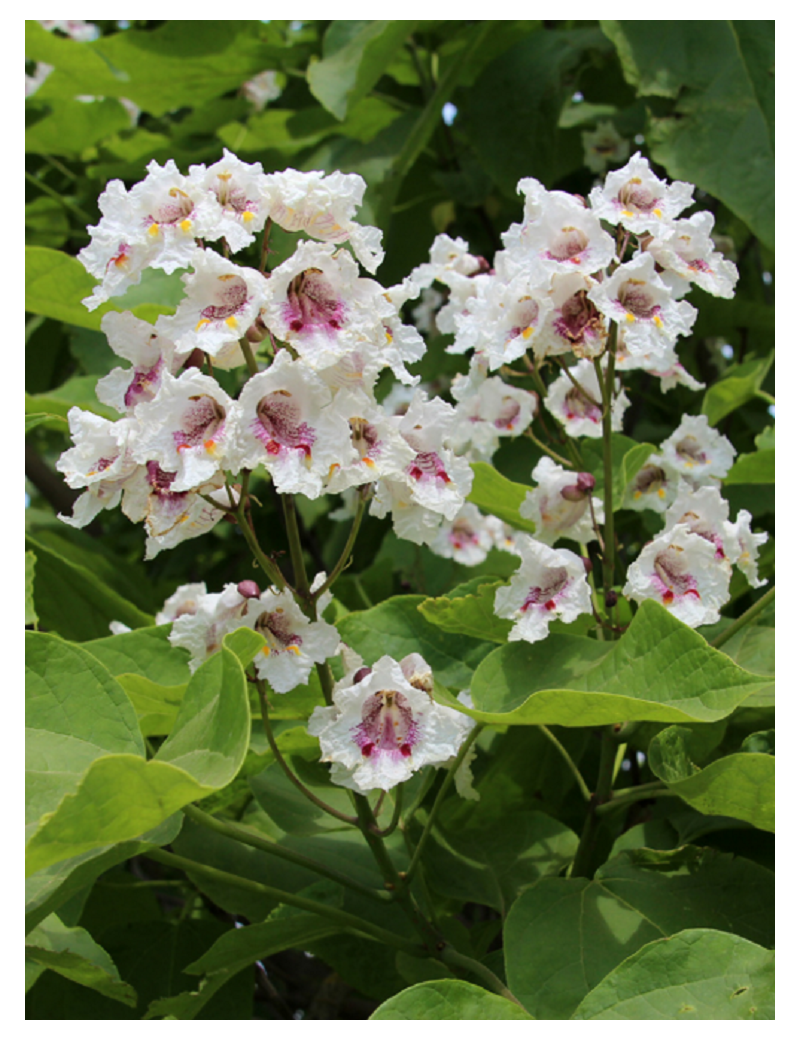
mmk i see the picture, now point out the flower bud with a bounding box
[561,472,596,502]
[605,590,618,609]
[245,315,269,344]
[581,555,593,574]
[353,666,372,684]
[237,580,261,599]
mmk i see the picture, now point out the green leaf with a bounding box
[25,534,153,641]
[418,581,513,644]
[26,551,38,628]
[337,594,495,689]
[25,638,251,875]
[467,461,536,534]
[466,599,770,726]
[26,375,118,423]
[504,846,774,1019]
[572,929,774,1020]
[25,914,137,1007]
[25,411,69,434]
[460,28,609,193]
[308,21,416,120]
[648,725,775,832]
[26,631,145,835]
[702,353,774,426]
[26,98,131,157]
[582,434,656,511]
[601,21,774,248]
[371,979,534,1020]
[83,625,191,685]
[725,449,775,484]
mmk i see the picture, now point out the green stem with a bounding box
[754,389,775,405]
[375,783,404,838]
[182,804,388,902]
[238,335,260,378]
[24,169,91,224]
[553,355,601,409]
[234,489,286,591]
[282,493,311,605]
[313,492,367,601]
[524,428,574,468]
[439,946,527,1009]
[594,780,673,818]
[594,332,618,610]
[710,586,775,650]
[404,725,483,884]
[537,726,591,802]
[570,726,618,879]
[257,681,358,827]
[146,848,422,956]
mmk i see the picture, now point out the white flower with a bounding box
[251,584,340,694]
[494,537,593,643]
[156,583,208,625]
[623,524,730,627]
[169,584,260,672]
[504,179,616,276]
[589,152,694,235]
[614,328,705,392]
[131,369,233,492]
[227,350,347,498]
[95,311,187,415]
[588,252,697,357]
[663,484,738,564]
[307,654,474,793]
[450,372,537,460]
[154,250,268,359]
[189,150,271,253]
[428,503,499,566]
[535,271,608,360]
[262,168,384,272]
[324,389,415,494]
[724,510,769,588]
[622,454,683,513]
[409,234,488,334]
[543,359,628,439]
[56,410,140,528]
[659,414,736,483]
[644,211,738,300]
[519,457,603,545]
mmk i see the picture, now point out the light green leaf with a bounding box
[26,98,131,157]
[25,638,251,875]
[648,725,775,832]
[370,979,534,1020]
[308,22,416,120]
[582,434,656,511]
[467,461,536,533]
[572,929,774,1020]
[25,914,137,1007]
[504,846,774,1019]
[725,449,775,484]
[702,353,774,426]
[83,625,191,686]
[418,580,513,644]
[25,376,118,423]
[601,21,774,248]
[26,551,38,628]
[25,534,153,640]
[466,599,770,726]
[337,595,495,689]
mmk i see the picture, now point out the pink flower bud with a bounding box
[237,580,261,599]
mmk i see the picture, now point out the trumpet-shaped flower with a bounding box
[429,503,501,566]
[156,582,208,625]
[494,536,593,643]
[589,152,694,235]
[520,457,603,545]
[536,272,608,360]
[324,388,416,494]
[644,211,738,300]
[543,359,628,439]
[622,454,683,513]
[623,524,730,627]
[188,150,270,253]
[659,414,736,483]
[450,372,537,460]
[94,311,188,415]
[169,583,261,672]
[307,654,474,793]
[131,369,233,492]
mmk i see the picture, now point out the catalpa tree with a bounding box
[25,19,774,1021]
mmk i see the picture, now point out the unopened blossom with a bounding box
[324,388,415,495]
[95,311,187,415]
[121,464,229,560]
[251,580,340,694]
[79,160,206,310]
[189,150,271,253]
[535,272,608,360]
[520,457,603,545]
[428,503,499,566]
[132,369,233,492]
[227,350,345,498]
[644,210,738,300]
[623,454,683,513]
[155,250,268,360]
[623,524,730,627]
[156,582,208,625]
[169,583,261,672]
[503,179,616,276]
[589,152,694,235]
[307,654,474,793]
[56,410,140,528]
[544,359,628,439]
[494,536,593,643]
[588,252,697,358]
[262,168,384,272]
[659,414,736,483]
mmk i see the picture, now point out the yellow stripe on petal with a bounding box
[261,646,271,656]
[242,211,254,223]
[196,319,210,331]
[148,223,160,236]
[225,316,238,329]
[288,645,301,656]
